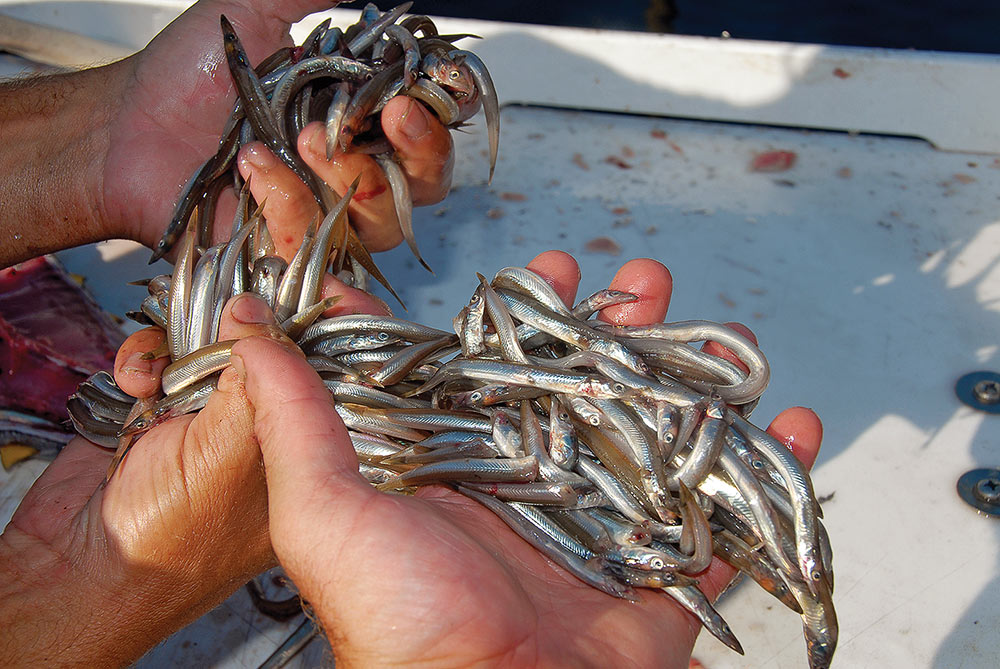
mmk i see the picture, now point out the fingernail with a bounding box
[121,351,152,374]
[370,294,392,316]
[229,353,247,383]
[241,144,274,171]
[304,123,327,159]
[231,293,276,325]
[400,99,430,140]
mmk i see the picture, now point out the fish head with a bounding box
[422,53,477,97]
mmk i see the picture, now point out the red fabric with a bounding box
[0,257,124,422]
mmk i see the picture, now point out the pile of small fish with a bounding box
[69,208,837,667]
[151,1,497,305]
[66,4,836,668]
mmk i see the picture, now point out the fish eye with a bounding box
[589,416,600,426]
[650,558,664,570]
[612,382,626,394]
[449,69,461,79]
[470,391,483,401]
[559,411,569,421]
[377,332,390,341]
[662,434,675,444]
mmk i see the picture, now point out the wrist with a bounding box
[0,507,263,666]
[0,59,127,267]
[0,526,122,666]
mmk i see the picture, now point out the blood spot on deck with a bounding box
[585,236,622,255]
[604,156,632,169]
[649,129,684,154]
[750,150,797,173]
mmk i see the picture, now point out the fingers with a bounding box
[690,406,823,608]
[319,273,392,317]
[765,406,823,469]
[236,128,410,254]
[114,328,170,398]
[525,250,582,306]
[238,101,454,258]
[240,132,403,257]
[112,279,385,405]
[232,336,376,554]
[238,143,321,260]
[297,123,403,251]
[598,258,673,326]
[217,292,298,348]
[101,294,309,571]
[522,254,673,327]
[113,292,298,401]
[381,96,455,205]
[702,322,756,375]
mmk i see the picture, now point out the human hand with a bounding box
[0,293,278,666]
[234,251,824,667]
[5,176,397,663]
[102,0,454,255]
[0,1,456,269]
[0,267,390,666]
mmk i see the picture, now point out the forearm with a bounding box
[0,523,247,667]
[0,62,126,267]
[0,528,135,666]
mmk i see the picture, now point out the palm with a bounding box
[11,404,270,588]
[291,484,698,667]
[101,0,326,248]
[242,253,812,667]
[10,438,107,546]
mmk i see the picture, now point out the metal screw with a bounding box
[956,371,1000,414]
[973,380,1000,405]
[957,468,1000,516]
[974,477,1000,504]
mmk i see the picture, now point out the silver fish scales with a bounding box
[150,2,499,309]
[67,4,835,667]
[70,260,837,668]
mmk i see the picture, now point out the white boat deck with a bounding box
[2,2,999,667]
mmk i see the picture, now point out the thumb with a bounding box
[380,96,455,206]
[218,292,291,342]
[231,336,375,560]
